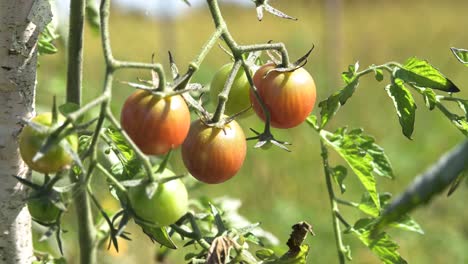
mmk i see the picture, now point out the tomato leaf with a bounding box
[357,193,380,217]
[105,127,145,181]
[351,228,407,264]
[321,128,391,210]
[140,225,177,249]
[374,67,384,82]
[256,248,277,261]
[264,244,309,264]
[356,193,390,217]
[421,88,437,110]
[319,68,360,128]
[394,57,460,93]
[385,79,417,139]
[389,214,424,235]
[331,165,347,194]
[457,100,468,119]
[85,0,100,32]
[372,141,468,235]
[451,47,468,66]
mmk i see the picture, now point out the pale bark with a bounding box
[0,1,51,263]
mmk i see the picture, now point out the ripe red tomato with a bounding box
[121,90,191,155]
[128,169,188,226]
[181,119,247,184]
[210,63,252,116]
[19,113,78,173]
[250,63,317,129]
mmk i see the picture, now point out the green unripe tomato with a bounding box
[210,63,252,116]
[19,113,78,173]
[128,169,188,227]
[28,194,61,224]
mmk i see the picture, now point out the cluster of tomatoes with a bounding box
[122,62,317,183]
[18,62,316,227]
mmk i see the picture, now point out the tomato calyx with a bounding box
[254,0,298,21]
[263,46,314,78]
[15,174,66,226]
[246,127,292,152]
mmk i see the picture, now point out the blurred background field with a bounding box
[36,0,468,263]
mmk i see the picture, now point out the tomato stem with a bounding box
[320,139,347,264]
[96,163,127,193]
[212,60,242,123]
[65,0,97,263]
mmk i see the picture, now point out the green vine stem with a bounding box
[320,139,347,264]
[212,60,242,122]
[65,0,97,263]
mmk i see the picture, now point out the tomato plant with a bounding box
[128,169,188,227]
[250,63,317,129]
[181,119,247,184]
[19,112,78,174]
[14,0,468,263]
[120,90,191,156]
[210,63,252,116]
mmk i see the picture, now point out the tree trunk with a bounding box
[0,1,51,263]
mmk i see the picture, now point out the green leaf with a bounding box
[374,67,384,82]
[318,93,340,128]
[85,0,100,32]
[357,193,392,217]
[140,225,177,249]
[451,47,468,66]
[394,57,460,92]
[422,88,437,110]
[389,214,424,235]
[385,79,417,139]
[331,165,347,194]
[363,137,395,179]
[256,248,277,261]
[447,114,468,136]
[265,244,309,264]
[342,62,359,84]
[38,22,59,56]
[457,100,468,119]
[319,79,360,127]
[352,229,407,264]
[105,127,145,181]
[321,128,381,210]
[358,193,380,217]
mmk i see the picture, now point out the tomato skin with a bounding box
[19,113,78,173]
[210,63,252,116]
[28,196,61,224]
[120,90,191,155]
[128,169,188,226]
[181,119,247,184]
[250,63,317,129]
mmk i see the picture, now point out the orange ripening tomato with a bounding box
[250,63,317,129]
[181,119,246,184]
[120,90,191,155]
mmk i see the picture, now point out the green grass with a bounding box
[37,1,468,263]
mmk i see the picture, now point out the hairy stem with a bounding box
[320,139,346,264]
[66,1,97,264]
[212,60,242,122]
